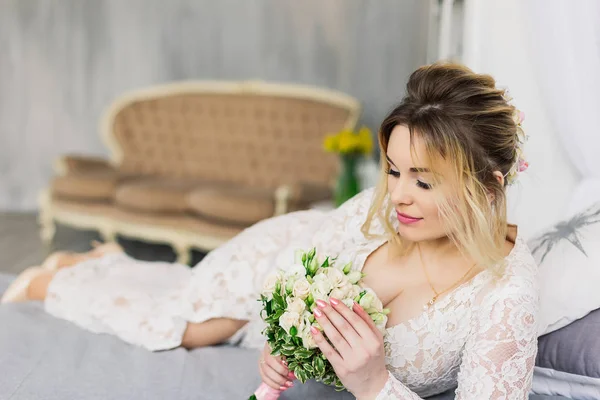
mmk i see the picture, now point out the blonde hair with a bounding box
[362,62,520,274]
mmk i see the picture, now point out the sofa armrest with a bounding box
[274,183,332,216]
[54,155,116,176]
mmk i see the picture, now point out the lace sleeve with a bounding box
[454,287,538,399]
[375,286,538,400]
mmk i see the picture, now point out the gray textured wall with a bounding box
[0,0,430,211]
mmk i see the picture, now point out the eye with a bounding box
[387,168,400,178]
[417,180,432,190]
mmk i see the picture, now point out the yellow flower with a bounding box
[338,130,360,154]
[357,126,373,155]
[323,134,339,153]
[322,126,374,155]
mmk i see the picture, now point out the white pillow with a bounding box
[528,201,600,335]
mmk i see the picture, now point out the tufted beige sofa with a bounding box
[39,81,360,264]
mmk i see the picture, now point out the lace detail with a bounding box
[45,188,539,400]
[376,237,539,399]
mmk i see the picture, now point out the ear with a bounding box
[488,171,505,203]
[492,171,505,187]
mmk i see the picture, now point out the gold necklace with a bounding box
[417,245,477,310]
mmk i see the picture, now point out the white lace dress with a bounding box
[45,188,539,399]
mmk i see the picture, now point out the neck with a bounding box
[415,235,464,263]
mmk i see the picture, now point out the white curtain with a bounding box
[527,0,600,215]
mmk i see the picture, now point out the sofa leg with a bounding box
[38,189,56,251]
[100,230,117,243]
[39,218,57,251]
[174,244,191,266]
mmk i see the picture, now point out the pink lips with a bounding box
[397,212,422,225]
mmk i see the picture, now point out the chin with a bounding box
[396,225,424,242]
[396,225,444,243]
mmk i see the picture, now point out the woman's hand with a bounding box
[310,298,390,399]
[258,342,295,391]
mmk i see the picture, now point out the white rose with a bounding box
[279,311,301,335]
[348,284,362,300]
[329,288,346,301]
[346,270,362,284]
[261,273,279,301]
[285,264,307,279]
[342,298,355,308]
[301,326,318,349]
[369,296,384,313]
[359,291,376,310]
[292,278,311,299]
[311,273,333,301]
[287,297,306,314]
[371,312,388,334]
[324,267,347,288]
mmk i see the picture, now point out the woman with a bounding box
[2,63,538,399]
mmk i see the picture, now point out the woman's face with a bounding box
[386,125,452,242]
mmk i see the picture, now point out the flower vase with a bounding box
[335,155,360,207]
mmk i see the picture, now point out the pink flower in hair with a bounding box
[518,158,529,173]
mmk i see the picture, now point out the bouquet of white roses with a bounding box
[249,248,389,400]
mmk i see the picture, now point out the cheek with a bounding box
[420,197,442,223]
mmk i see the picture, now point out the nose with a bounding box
[389,175,414,206]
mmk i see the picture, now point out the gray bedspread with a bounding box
[0,273,567,399]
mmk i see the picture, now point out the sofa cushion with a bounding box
[188,187,274,225]
[51,171,118,202]
[115,179,198,214]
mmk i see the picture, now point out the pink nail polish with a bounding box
[279,386,287,391]
[288,371,296,379]
[330,297,340,306]
[316,299,327,309]
[285,381,294,387]
[314,308,323,318]
[310,325,319,334]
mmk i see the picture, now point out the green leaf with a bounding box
[272,290,285,308]
[280,348,295,357]
[320,257,330,268]
[289,326,298,337]
[275,328,286,341]
[313,356,326,376]
[265,300,273,315]
[293,348,313,359]
[249,395,258,400]
[302,363,315,375]
[281,344,296,352]
[266,331,275,342]
[292,336,302,347]
[295,368,308,383]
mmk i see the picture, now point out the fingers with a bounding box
[352,301,383,337]
[309,325,344,367]
[329,297,376,340]
[260,359,292,390]
[265,353,289,377]
[314,299,360,351]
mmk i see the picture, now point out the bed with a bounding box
[0,273,570,399]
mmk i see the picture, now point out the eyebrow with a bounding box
[385,154,431,173]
